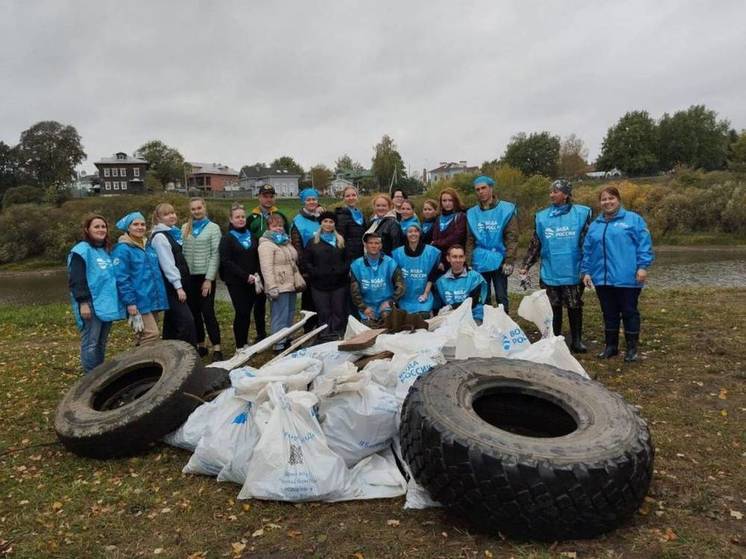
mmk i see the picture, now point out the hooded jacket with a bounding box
[112,233,169,314]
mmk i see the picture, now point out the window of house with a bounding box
[120,168,127,177]
[121,182,127,190]
[113,181,119,190]
[133,167,140,177]
[103,168,110,177]
[105,181,111,190]
[112,168,119,177]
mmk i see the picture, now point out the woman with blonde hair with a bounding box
[149,202,197,346]
[364,193,402,255]
[182,197,223,360]
[334,185,366,265]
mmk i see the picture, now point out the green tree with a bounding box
[2,185,45,209]
[270,156,305,177]
[16,121,86,189]
[597,111,659,176]
[658,105,730,170]
[727,130,746,173]
[371,134,406,191]
[500,131,560,177]
[0,141,21,195]
[334,153,365,175]
[134,140,187,188]
[558,134,589,178]
[309,164,333,192]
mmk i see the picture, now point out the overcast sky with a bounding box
[1,0,745,176]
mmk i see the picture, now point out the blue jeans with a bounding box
[595,286,642,335]
[270,292,297,350]
[80,314,112,374]
[481,270,509,314]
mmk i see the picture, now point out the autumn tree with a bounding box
[271,155,305,176]
[309,164,333,192]
[134,140,187,187]
[728,130,746,173]
[16,121,86,189]
[372,135,406,191]
[500,131,560,177]
[334,153,365,175]
[558,134,589,178]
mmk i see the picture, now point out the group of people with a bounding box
[67,176,654,374]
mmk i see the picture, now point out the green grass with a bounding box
[0,290,745,558]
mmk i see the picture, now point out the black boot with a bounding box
[597,330,619,359]
[624,332,639,362]
[551,305,563,336]
[568,308,587,353]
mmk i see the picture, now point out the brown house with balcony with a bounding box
[187,162,239,193]
[94,152,148,195]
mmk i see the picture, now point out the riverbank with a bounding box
[0,289,744,558]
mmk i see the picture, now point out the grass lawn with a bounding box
[0,289,744,558]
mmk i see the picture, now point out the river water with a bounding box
[0,246,744,306]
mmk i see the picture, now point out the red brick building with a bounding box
[187,162,239,193]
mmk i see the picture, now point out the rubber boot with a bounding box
[551,305,563,336]
[597,330,619,359]
[568,308,588,353]
[624,332,639,362]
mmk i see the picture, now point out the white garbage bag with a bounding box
[217,400,272,485]
[429,299,477,350]
[238,383,349,502]
[392,348,446,403]
[454,304,531,360]
[327,448,407,502]
[290,341,357,376]
[517,289,554,338]
[315,370,399,467]
[163,388,235,451]
[511,336,589,378]
[230,356,322,400]
[361,356,395,389]
[344,315,370,339]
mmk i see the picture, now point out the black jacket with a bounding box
[219,227,259,285]
[335,206,366,264]
[373,216,403,256]
[303,237,349,291]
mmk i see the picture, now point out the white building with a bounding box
[238,165,300,197]
[427,160,479,183]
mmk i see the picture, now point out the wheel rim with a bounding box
[92,362,163,411]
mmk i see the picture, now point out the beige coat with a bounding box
[258,237,305,294]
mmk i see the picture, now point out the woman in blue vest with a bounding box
[392,223,441,317]
[465,176,519,313]
[435,245,488,323]
[519,180,592,353]
[581,186,654,362]
[149,203,197,347]
[398,199,420,234]
[350,231,405,327]
[112,211,169,346]
[290,188,322,333]
[67,214,125,373]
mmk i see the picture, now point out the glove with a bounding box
[128,313,145,334]
[268,287,280,300]
[417,293,428,303]
[253,274,264,294]
[501,263,514,277]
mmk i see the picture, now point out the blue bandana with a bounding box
[190,218,210,238]
[438,213,455,232]
[116,211,145,232]
[299,188,320,203]
[349,207,363,226]
[320,231,337,247]
[229,229,252,249]
[270,231,289,245]
[474,175,495,187]
[549,204,572,217]
[168,226,183,245]
[421,219,434,235]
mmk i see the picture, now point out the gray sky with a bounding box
[2,0,745,176]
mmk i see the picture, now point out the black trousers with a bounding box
[253,292,268,339]
[481,269,509,313]
[311,286,347,340]
[595,286,642,334]
[226,282,256,349]
[300,281,318,333]
[186,274,221,345]
[163,286,197,347]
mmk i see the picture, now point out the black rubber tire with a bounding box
[399,358,654,541]
[200,366,231,401]
[55,340,209,459]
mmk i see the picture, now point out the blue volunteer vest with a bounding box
[292,214,320,247]
[435,270,488,321]
[67,242,124,330]
[466,201,516,272]
[535,204,591,286]
[351,255,398,319]
[392,245,441,314]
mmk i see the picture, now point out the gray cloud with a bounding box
[1,0,745,176]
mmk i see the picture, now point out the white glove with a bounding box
[501,263,514,276]
[128,313,145,334]
[268,287,280,300]
[253,274,264,294]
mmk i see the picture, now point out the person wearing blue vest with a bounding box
[112,211,169,346]
[392,223,441,317]
[465,175,519,314]
[350,231,405,327]
[581,185,654,363]
[67,214,125,373]
[290,188,323,333]
[435,245,489,323]
[519,180,592,353]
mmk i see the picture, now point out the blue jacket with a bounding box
[112,235,169,314]
[435,268,488,321]
[67,241,125,330]
[535,204,592,286]
[581,207,654,287]
[350,254,399,319]
[466,201,516,273]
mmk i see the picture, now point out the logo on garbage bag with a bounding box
[288,444,304,465]
[232,412,248,425]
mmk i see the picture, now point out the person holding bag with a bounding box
[259,214,306,351]
[112,211,169,346]
[219,203,260,352]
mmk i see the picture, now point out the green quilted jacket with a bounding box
[181,221,222,280]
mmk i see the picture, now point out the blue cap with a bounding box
[474,175,495,187]
[299,188,320,203]
[116,211,145,231]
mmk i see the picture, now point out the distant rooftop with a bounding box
[429,161,478,173]
[189,162,239,176]
[95,152,148,165]
[240,165,301,179]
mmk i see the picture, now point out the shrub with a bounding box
[2,185,44,209]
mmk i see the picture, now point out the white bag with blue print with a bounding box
[517,289,554,339]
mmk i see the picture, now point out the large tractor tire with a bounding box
[399,358,654,540]
[55,340,210,459]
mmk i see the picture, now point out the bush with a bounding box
[2,185,44,209]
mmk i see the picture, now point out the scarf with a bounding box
[266,231,289,245]
[320,231,337,247]
[190,218,210,238]
[421,218,434,235]
[438,213,455,232]
[229,228,252,249]
[168,226,183,245]
[549,204,572,218]
[348,206,364,226]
